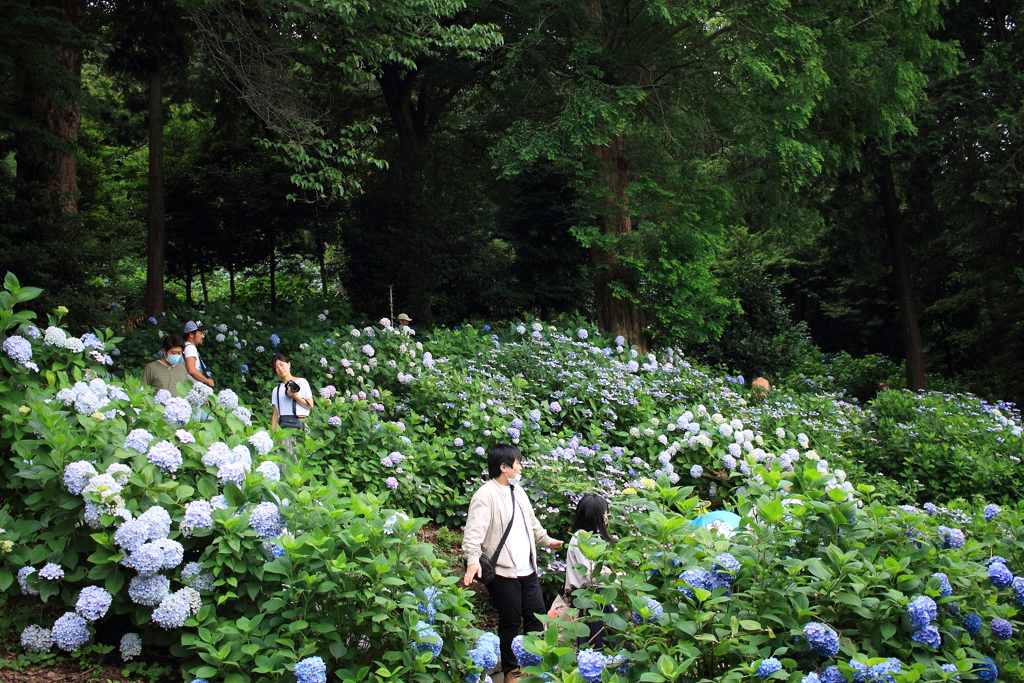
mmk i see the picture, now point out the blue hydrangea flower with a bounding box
[974,656,997,683]
[577,649,608,682]
[511,634,541,667]
[848,660,868,683]
[39,563,64,581]
[120,632,142,661]
[940,664,959,679]
[125,429,155,454]
[232,405,253,425]
[249,502,286,539]
[963,613,982,638]
[630,596,663,624]
[3,335,32,363]
[147,440,182,473]
[20,624,53,653]
[756,657,783,678]
[256,461,281,481]
[294,656,327,683]
[163,397,192,426]
[180,500,214,536]
[984,556,1009,568]
[139,505,172,539]
[249,430,274,456]
[907,595,937,629]
[114,519,150,552]
[937,526,964,549]
[467,635,499,671]
[932,572,953,597]
[151,592,191,629]
[820,666,845,683]
[217,389,239,410]
[64,461,98,495]
[867,658,903,683]
[17,565,39,596]
[989,562,1013,588]
[479,632,500,663]
[990,617,1013,640]
[128,573,170,606]
[181,562,215,591]
[75,586,112,621]
[690,464,703,478]
[328,415,342,426]
[679,568,713,599]
[983,504,1001,521]
[1013,577,1024,607]
[912,625,941,649]
[270,333,281,345]
[410,620,442,658]
[803,622,840,658]
[51,612,90,651]
[803,674,821,683]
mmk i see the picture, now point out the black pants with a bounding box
[488,572,545,672]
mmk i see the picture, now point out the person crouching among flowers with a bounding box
[462,444,563,683]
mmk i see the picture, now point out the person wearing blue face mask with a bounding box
[142,334,189,397]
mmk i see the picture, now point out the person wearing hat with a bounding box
[396,313,412,326]
[183,320,214,388]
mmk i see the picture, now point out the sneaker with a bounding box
[504,670,526,683]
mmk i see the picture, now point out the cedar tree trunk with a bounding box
[145,66,165,318]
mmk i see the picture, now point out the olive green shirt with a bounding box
[142,359,189,397]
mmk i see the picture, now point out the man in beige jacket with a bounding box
[463,444,563,682]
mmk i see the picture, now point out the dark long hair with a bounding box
[572,494,612,542]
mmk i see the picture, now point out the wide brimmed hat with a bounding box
[396,313,412,322]
[183,320,210,334]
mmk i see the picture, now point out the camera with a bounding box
[285,380,300,394]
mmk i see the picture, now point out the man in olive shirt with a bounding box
[142,335,189,397]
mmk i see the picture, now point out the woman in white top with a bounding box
[270,354,313,431]
[566,494,615,649]
[182,320,214,388]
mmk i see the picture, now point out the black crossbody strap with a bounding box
[489,486,517,566]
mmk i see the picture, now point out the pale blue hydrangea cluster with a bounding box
[20,624,53,653]
[124,538,185,574]
[163,397,192,425]
[152,587,201,629]
[233,405,253,425]
[328,416,342,426]
[82,473,123,502]
[249,430,274,456]
[63,461,97,494]
[202,441,252,484]
[55,379,122,416]
[186,383,214,408]
[43,326,67,346]
[180,500,214,536]
[912,625,941,649]
[256,461,281,481]
[182,562,215,590]
[3,335,32,363]
[249,502,286,539]
[907,595,937,629]
[129,573,171,606]
[120,632,142,661]
[295,656,328,683]
[937,526,965,549]
[75,586,112,621]
[983,504,1001,521]
[147,440,183,473]
[39,562,64,580]
[409,620,443,658]
[176,428,196,443]
[51,612,90,651]
[217,388,239,410]
[803,622,840,658]
[125,429,155,453]
[756,657,783,678]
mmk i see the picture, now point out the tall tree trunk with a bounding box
[317,237,327,297]
[185,261,193,306]
[269,231,276,312]
[145,66,165,318]
[200,268,209,305]
[877,154,926,391]
[15,0,85,214]
[229,263,236,303]
[591,135,648,352]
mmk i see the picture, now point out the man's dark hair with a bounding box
[487,443,521,479]
[752,365,765,378]
[572,494,613,542]
[162,335,186,351]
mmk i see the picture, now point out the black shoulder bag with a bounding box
[277,384,303,429]
[478,486,516,585]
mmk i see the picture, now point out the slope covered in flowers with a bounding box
[2,274,1024,683]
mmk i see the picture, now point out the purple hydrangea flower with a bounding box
[907,596,937,629]
[294,656,327,683]
[386,476,399,489]
[989,562,1013,588]
[912,625,941,649]
[803,622,840,658]
[983,504,1001,521]
[756,657,783,678]
[511,634,541,667]
[38,563,64,581]
[577,649,607,682]
[991,618,1013,640]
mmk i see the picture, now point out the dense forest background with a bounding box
[0,0,1020,404]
